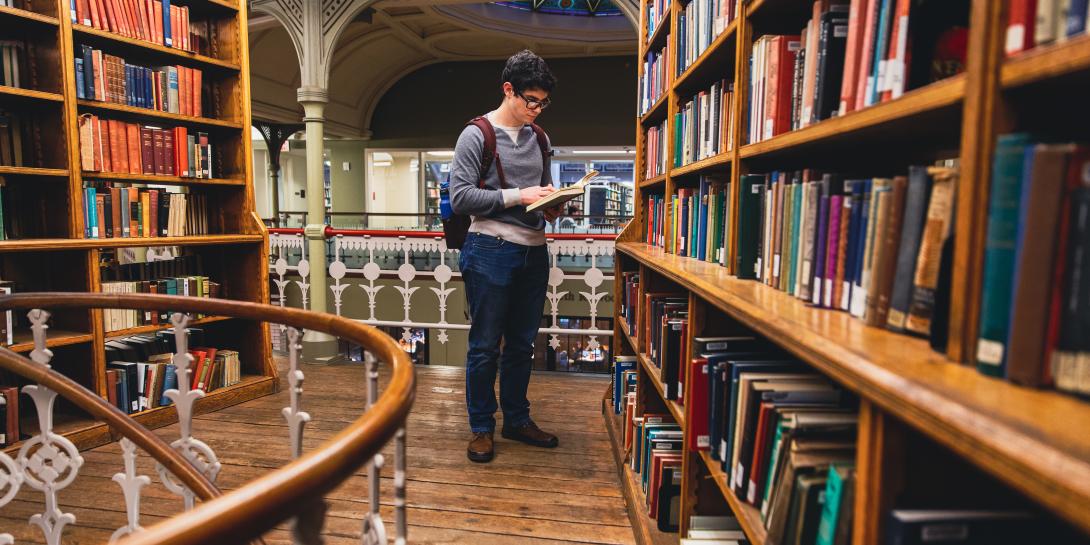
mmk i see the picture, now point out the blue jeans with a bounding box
[460,232,548,433]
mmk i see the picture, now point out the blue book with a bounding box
[1068,0,1089,36]
[81,45,94,100]
[163,0,172,47]
[612,357,636,414]
[160,364,177,406]
[868,0,893,106]
[75,58,85,99]
[977,133,1032,376]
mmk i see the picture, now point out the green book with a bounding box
[736,175,765,279]
[976,133,1033,376]
[789,179,804,295]
[815,463,855,545]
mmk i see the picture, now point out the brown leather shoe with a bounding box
[501,420,558,448]
[467,431,494,463]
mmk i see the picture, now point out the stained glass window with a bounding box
[492,0,623,17]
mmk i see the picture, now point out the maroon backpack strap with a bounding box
[466,116,508,189]
[530,123,550,186]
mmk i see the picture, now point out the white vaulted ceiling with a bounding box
[247,1,638,138]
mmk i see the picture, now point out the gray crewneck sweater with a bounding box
[449,112,552,246]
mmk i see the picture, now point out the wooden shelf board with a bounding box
[640,174,667,189]
[0,166,69,177]
[72,24,241,71]
[673,19,739,94]
[1001,35,1090,89]
[0,5,59,25]
[738,74,966,160]
[202,0,239,10]
[637,351,685,428]
[602,398,679,545]
[0,85,64,103]
[670,151,732,178]
[618,242,1090,532]
[0,234,263,252]
[646,10,671,53]
[82,171,246,186]
[105,315,234,340]
[699,451,768,545]
[6,330,95,353]
[640,93,671,127]
[77,100,243,129]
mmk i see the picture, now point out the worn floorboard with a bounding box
[3,361,634,545]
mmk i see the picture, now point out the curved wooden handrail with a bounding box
[0,293,416,545]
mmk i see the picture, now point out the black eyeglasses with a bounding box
[517,92,551,111]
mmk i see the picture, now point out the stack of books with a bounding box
[81,183,210,239]
[75,46,203,116]
[975,136,1090,396]
[78,114,213,178]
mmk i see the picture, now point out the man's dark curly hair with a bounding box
[502,49,557,94]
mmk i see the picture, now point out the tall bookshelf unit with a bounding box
[610,1,1090,544]
[0,0,275,452]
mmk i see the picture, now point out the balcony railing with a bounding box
[0,293,414,545]
[263,212,632,236]
[269,228,619,369]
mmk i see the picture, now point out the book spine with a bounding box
[887,165,932,331]
[976,134,1032,376]
[905,168,958,337]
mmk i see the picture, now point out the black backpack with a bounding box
[440,116,550,250]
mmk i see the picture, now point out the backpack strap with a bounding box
[466,116,508,189]
[529,123,551,187]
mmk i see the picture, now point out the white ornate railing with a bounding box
[269,228,618,357]
[0,294,413,545]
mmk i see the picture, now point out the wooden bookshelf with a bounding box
[104,314,234,339]
[641,92,671,126]
[617,0,1090,542]
[0,0,274,450]
[646,10,672,52]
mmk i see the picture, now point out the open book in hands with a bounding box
[526,170,600,213]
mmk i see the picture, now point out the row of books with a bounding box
[674,79,734,167]
[0,110,37,168]
[78,114,214,178]
[976,136,1090,397]
[640,42,671,115]
[738,166,958,346]
[75,45,204,117]
[676,0,738,76]
[81,183,211,239]
[646,0,668,41]
[1006,0,1090,56]
[646,175,732,263]
[680,516,750,544]
[0,41,26,89]
[620,378,682,532]
[102,275,219,331]
[645,121,668,179]
[105,331,241,414]
[70,0,207,54]
[746,0,968,144]
[100,253,204,282]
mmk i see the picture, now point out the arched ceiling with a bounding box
[248,1,638,138]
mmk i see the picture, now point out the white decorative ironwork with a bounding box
[157,313,222,510]
[360,351,387,545]
[268,233,616,351]
[17,309,84,545]
[110,438,151,543]
[282,327,311,459]
[0,394,23,545]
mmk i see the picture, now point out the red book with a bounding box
[162,128,175,175]
[148,188,159,238]
[101,0,118,33]
[140,125,155,175]
[685,358,711,451]
[126,122,142,174]
[178,66,188,116]
[170,5,180,50]
[854,0,881,111]
[1006,0,1037,56]
[95,0,109,31]
[152,127,165,175]
[771,35,800,138]
[746,402,777,505]
[175,126,188,175]
[182,6,190,51]
[109,119,128,173]
[87,0,101,28]
[192,68,202,117]
[153,2,163,45]
[839,0,868,114]
[110,186,122,237]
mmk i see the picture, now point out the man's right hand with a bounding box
[520,185,556,206]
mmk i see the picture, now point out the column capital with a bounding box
[297,87,329,106]
[304,223,327,240]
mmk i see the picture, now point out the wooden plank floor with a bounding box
[1,361,636,545]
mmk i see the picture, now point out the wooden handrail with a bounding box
[0,293,416,545]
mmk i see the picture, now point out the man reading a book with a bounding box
[450,50,561,463]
